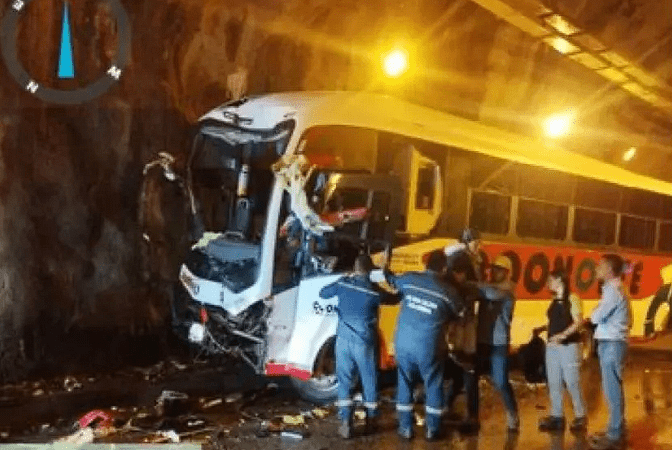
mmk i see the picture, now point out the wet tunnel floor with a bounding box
[0,350,671,449]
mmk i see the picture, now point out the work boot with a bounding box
[425,428,442,442]
[397,427,413,440]
[589,434,625,450]
[570,417,588,433]
[338,420,352,439]
[460,417,481,434]
[506,413,520,432]
[538,416,565,432]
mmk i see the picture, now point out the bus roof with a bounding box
[202,91,672,197]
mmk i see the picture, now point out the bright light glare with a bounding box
[623,147,637,161]
[383,49,409,78]
[544,113,573,138]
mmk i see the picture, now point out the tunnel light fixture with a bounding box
[543,14,580,35]
[382,48,409,78]
[544,112,574,138]
[623,147,637,161]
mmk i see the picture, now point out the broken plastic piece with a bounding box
[274,156,334,237]
[78,410,113,429]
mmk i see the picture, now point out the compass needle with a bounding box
[57,2,75,79]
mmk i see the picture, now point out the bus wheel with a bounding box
[290,337,338,404]
[644,284,672,337]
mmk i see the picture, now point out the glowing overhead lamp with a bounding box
[382,48,409,78]
[623,147,636,161]
[544,112,574,138]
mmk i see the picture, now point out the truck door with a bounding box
[392,145,442,236]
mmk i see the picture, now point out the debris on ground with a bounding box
[63,376,82,392]
[156,390,190,417]
[281,430,307,441]
[312,408,329,419]
[78,410,114,429]
[159,430,180,443]
[415,412,425,427]
[225,393,243,403]
[32,389,44,397]
[201,398,223,409]
[57,427,95,445]
[354,410,366,421]
[282,415,305,426]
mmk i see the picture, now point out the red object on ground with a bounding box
[200,307,208,323]
[78,410,113,429]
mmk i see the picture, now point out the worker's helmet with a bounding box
[492,254,512,273]
[460,228,481,244]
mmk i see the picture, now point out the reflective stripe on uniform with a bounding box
[363,402,378,410]
[425,405,443,416]
[335,399,353,407]
[337,281,379,297]
[406,285,450,303]
[396,404,414,412]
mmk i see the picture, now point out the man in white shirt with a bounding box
[588,254,631,450]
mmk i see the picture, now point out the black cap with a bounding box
[426,250,447,273]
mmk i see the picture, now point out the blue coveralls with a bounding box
[386,271,465,434]
[320,274,382,422]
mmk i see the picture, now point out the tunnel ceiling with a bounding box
[408,0,672,179]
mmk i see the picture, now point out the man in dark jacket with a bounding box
[381,250,465,441]
[319,254,384,439]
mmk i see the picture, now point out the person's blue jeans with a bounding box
[396,347,444,434]
[597,340,627,440]
[335,334,378,422]
[545,342,586,419]
[473,344,518,417]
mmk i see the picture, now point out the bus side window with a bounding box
[469,191,511,235]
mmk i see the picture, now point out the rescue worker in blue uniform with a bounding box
[319,254,387,439]
[380,250,465,441]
